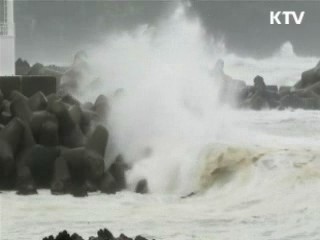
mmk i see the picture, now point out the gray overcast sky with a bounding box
[14,1,320,64]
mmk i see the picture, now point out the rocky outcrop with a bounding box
[226,61,320,110]
[42,228,151,240]
[15,58,31,75]
[0,87,128,197]
[238,75,279,110]
[135,179,149,194]
[294,61,320,89]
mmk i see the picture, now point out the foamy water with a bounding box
[2,3,320,240]
[1,110,320,240]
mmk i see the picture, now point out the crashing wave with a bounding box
[277,41,296,58]
[196,144,320,194]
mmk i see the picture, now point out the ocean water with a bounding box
[2,3,320,240]
[2,110,320,240]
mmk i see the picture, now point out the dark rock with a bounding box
[27,63,45,76]
[85,180,98,192]
[0,118,24,154]
[70,183,88,197]
[86,125,109,157]
[0,145,15,189]
[0,99,11,113]
[304,81,320,95]
[80,109,97,136]
[69,105,82,125]
[82,102,94,110]
[62,146,106,196]
[279,86,292,97]
[0,111,12,125]
[117,234,133,240]
[28,145,60,187]
[42,229,151,240]
[14,123,36,184]
[61,94,81,106]
[16,164,37,195]
[239,76,281,110]
[99,172,117,194]
[268,99,280,109]
[48,100,86,148]
[15,58,31,75]
[181,192,197,199]
[14,121,38,194]
[71,233,85,240]
[20,120,36,149]
[46,93,61,110]
[0,118,24,188]
[38,121,59,147]
[266,85,278,93]
[85,150,105,182]
[94,95,109,121]
[10,90,32,122]
[242,93,269,110]
[45,65,68,75]
[43,235,55,240]
[30,111,58,141]
[0,89,4,104]
[135,236,148,240]
[279,94,305,109]
[253,75,266,92]
[109,155,127,191]
[135,179,148,194]
[97,228,114,240]
[295,61,320,89]
[28,91,48,111]
[55,230,72,240]
[302,97,320,110]
[0,98,12,124]
[51,156,71,195]
[85,125,109,181]
[64,148,88,185]
[10,89,29,101]
[26,63,62,79]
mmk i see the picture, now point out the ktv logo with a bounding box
[270,11,305,25]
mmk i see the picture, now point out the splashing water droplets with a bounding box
[80,3,319,194]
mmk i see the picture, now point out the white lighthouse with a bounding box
[0,0,15,75]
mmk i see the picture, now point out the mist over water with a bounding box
[84,4,227,194]
[75,3,320,195]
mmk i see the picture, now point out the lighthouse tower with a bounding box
[0,0,15,75]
